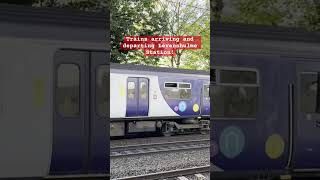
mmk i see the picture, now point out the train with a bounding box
[0,4,109,179]
[211,22,320,179]
[110,63,210,137]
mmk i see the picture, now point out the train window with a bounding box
[220,70,257,84]
[203,85,210,98]
[300,73,320,113]
[180,89,192,99]
[127,81,136,99]
[56,64,80,117]
[165,83,178,88]
[164,82,192,100]
[140,81,148,99]
[179,83,191,89]
[211,69,216,82]
[212,86,258,118]
[164,87,180,99]
[213,69,259,119]
[96,65,108,117]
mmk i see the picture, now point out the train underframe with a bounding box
[110,116,210,137]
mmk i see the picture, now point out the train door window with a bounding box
[140,81,147,99]
[300,72,320,113]
[56,64,80,117]
[127,81,136,99]
[96,65,108,117]
[203,84,210,100]
[212,69,259,119]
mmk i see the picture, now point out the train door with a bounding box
[126,77,149,117]
[201,83,210,115]
[294,61,320,170]
[89,52,109,173]
[51,50,108,175]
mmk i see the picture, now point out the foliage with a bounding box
[111,0,169,65]
[211,0,224,22]
[31,0,108,12]
[212,0,320,31]
[158,0,210,70]
[181,19,210,71]
[28,0,210,69]
[235,0,285,26]
[2,0,33,5]
[297,0,320,31]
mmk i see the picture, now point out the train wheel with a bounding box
[252,173,275,180]
[162,122,175,136]
[200,130,209,135]
[163,132,173,137]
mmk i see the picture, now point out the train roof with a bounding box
[0,3,108,43]
[212,22,320,43]
[211,22,320,61]
[110,63,209,76]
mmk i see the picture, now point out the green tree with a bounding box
[32,0,108,11]
[180,19,210,70]
[111,0,169,65]
[31,0,210,69]
[212,0,320,31]
[297,0,320,31]
[158,0,210,70]
[235,0,285,26]
[211,0,224,22]
[1,0,33,5]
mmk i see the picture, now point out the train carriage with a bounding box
[0,4,109,179]
[211,22,320,179]
[110,63,210,137]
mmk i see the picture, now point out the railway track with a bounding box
[112,165,210,180]
[110,139,210,157]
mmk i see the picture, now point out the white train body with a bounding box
[110,73,179,118]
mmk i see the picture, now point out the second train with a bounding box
[110,63,210,137]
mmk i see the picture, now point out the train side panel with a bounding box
[0,37,53,178]
[211,54,297,179]
[110,73,127,118]
[110,71,179,118]
[158,75,205,117]
[0,37,109,178]
[150,75,180,117]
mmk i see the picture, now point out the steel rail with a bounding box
[110,139,210,157]
[112,165,210,180]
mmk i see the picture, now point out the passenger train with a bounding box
[110,63,210,137]
[211,22,320,179]
[0,4,109,179]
